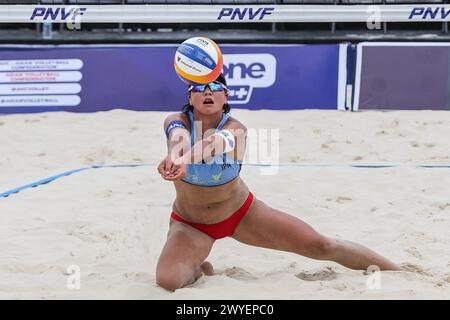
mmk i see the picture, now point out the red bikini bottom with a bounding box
[170,192,254,240]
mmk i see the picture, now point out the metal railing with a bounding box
[1,1,450,43]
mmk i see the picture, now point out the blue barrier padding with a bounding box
[1,163,449,199]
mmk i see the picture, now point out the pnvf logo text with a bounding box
[217,7,275,21]
[409,7,450,20]
[30,7,87,21]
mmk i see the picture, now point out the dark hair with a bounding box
[182,73,230,115]
[214,73,227,87]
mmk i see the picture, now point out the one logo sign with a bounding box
[223,54,276,104]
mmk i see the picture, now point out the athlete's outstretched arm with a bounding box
[158,114,190,181]
[173,133,228,165]
[173,120,247,166]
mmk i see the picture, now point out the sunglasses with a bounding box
[189,82,228,93]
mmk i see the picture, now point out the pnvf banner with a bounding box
[0,44,346,114]
[354,42,450,111]
[2,5,450,23]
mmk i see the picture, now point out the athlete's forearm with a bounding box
[174,136,224,165]
[167,130,190,160]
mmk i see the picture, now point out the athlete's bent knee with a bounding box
[156,271,182,292]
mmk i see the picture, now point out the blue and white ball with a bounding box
[174,37,223,85]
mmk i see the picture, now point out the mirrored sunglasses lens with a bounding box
[209,83,223,92]
[190,83,224,92]
[192,85,206,92]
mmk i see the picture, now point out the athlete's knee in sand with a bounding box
[156,222,215,291]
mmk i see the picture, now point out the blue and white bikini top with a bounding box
[181,110,242,187]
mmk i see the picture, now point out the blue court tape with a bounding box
[0,167,90,198]
[1,163,450,198]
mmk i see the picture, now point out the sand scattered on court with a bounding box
[1,109,450,299]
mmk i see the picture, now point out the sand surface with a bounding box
[1,109,450,299]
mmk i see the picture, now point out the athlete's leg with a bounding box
[156,220,215,292]
[232,198,401,271]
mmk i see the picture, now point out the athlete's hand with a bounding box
[158,156,174,180]
[157,156,186,181]
[167,163,187,181]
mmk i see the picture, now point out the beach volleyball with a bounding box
[174,37,223,85]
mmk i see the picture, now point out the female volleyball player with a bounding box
[156,74,401,292]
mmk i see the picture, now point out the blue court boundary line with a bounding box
[2,162,450,198]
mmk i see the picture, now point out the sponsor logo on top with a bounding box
[196,38,209,47]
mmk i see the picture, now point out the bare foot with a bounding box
[200,261,214,276]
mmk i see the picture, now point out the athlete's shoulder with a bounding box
[163,112,189,129]
[223,115,247,133]
[164,112,188,124]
